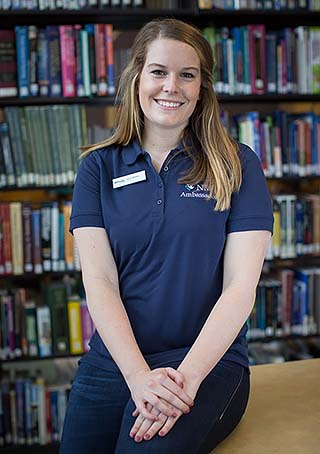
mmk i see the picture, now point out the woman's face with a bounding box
[138,38,201,134]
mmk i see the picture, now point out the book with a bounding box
[67,296,83,354]
[36,305,52,357]
[46,283,69,355]
[0,30,18,97]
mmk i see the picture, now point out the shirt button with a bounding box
[163,166,169,172]
[158,183,163,188]
[157,199,162,205]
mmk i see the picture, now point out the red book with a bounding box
[0,203,13,275]
[248,25,266,94]
[104,24,115,95]
[59,26,76,97]
[45,389,52,443]
[0,30,18,97]
[94,24,107,96]
[0,209,4,275]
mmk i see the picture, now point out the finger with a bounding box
[158,415,178,438]
[162,376,194,407]
[136,401,158,421]
[135,408,162,442]
[132,408,139,417]
[129,413,145,439]
[147,384,191,415]
[140,413,167,441]
[165,367,184,388]
[145,391,179,418]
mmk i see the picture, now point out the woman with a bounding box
[60,18,273,453]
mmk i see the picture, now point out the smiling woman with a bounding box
[138,39,201,138]
[60,18,274,454]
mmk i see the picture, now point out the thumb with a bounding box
[165,367,184,388]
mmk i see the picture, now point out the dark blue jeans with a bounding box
[60,359,250,453]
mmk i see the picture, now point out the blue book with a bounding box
[24,379,33,445]
[15,379,26,445]
[37,28,49,97]
[295,199,304,256]
[265,31,277,94]
[50,390,60,442]
[295,269,309,334]
[15,26,30,98]
[47,26,62,97]
[232,27,243,94]
[59,213,65,272]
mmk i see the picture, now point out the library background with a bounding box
[0,0,320,451]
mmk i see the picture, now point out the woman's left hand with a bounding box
[129,403,183,442]
[129,375,199,442]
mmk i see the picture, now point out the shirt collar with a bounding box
[122,138,187,166]
[122,140,145,165]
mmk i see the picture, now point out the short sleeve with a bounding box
[69,152,105,234]
[226,144,274,234]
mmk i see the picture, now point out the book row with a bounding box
[0,201,81,276]
[0,0,176,11]
[0,105,87,187]
[0,196,319,276]
[199,0,320,9]
[0,283,94,360]
[0,23,115,99]
[267,194,320,259]
[248,267,320,339]
[3,105,320,190]
[203,25,320,95]
[224,110,320,177]
[0,374,69,446]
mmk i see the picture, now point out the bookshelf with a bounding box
[1,0,320,450]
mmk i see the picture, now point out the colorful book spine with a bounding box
[67,296,83,354]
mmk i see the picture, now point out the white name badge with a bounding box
[112,170,146,189]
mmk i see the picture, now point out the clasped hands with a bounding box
[127,367,198,443]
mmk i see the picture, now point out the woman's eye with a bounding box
[151,70,166,76]
[181,73,194,79]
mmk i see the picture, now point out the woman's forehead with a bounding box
[144,38,200,67]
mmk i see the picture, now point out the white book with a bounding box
[36,306,52,357]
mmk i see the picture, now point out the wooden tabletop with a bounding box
[214,359,320,454]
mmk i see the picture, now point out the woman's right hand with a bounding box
[127,367,194,421]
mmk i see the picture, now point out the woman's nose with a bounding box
[163,74,179,93]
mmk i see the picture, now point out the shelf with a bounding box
[1,8,320,27]
[0,270,81,280]
[266,175,320,181]
[2,93,320,107]
[2,335,319,364]
[248,333,320,343]
[0,8,196,27]
[264,255,320,267]
[1,353,82,364]
[218,94,320,102]
[0,442,59,453]
[197,9,320,27]
[0,185,74,192]
[0,96,114,107]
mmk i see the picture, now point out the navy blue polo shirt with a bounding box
[70,140,273,372]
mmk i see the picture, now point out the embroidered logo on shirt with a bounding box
[180,184,210,199]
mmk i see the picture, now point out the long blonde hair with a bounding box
[82,18,242,210]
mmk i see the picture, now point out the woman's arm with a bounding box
[130,229,271,441]
[178,230,271,387]
[74,227,193,419]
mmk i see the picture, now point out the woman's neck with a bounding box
[142,125,182,156]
